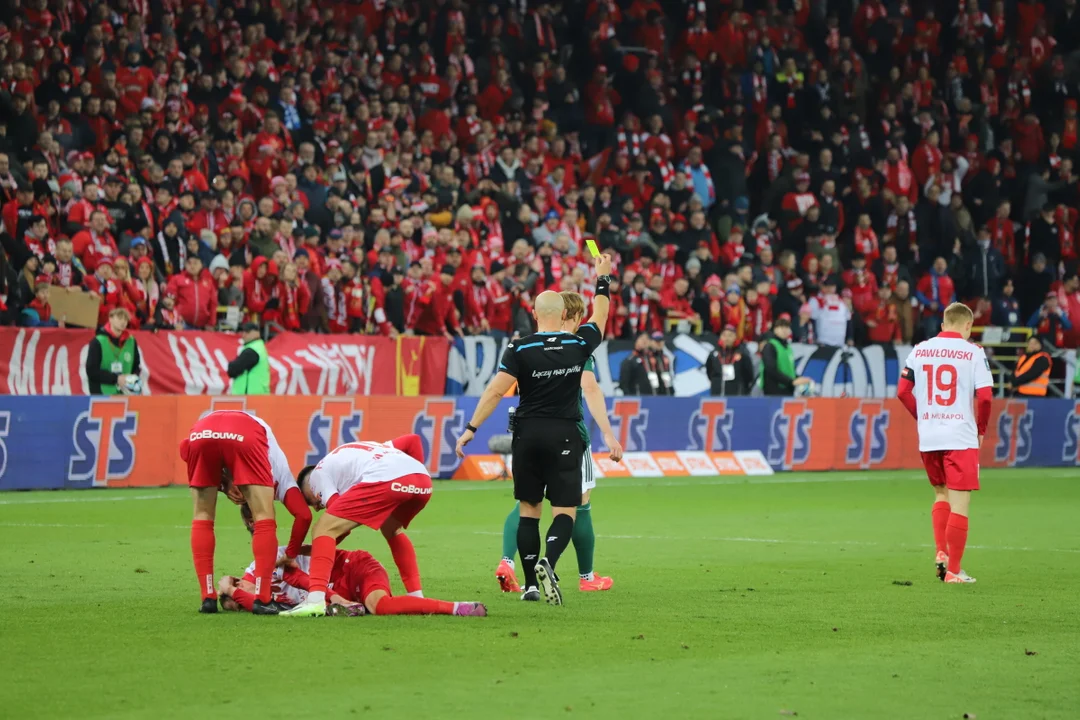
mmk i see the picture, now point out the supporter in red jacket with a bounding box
[486,262,513,336]
[242,257,277,321]
[863,286,899,345]
[71,211,119,266]
[166,255,218,329]
[413,265,462,338]
[842,255,880,317]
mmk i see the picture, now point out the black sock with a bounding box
[543,514,575,571]
[517,516,541,589]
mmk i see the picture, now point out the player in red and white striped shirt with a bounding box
[897,303,993,584]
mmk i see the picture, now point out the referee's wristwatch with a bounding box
[465,423,479,433]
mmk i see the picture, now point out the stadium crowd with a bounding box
[1,0,1080,352]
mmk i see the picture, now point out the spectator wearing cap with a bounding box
[532,209,563,246]
[166,254,218,330]
[85,307,141,396]
[706,325,755,396]
[809,274,852,347]
[227,322,270,395]
[758,316,813,397]
[82,255,125,327]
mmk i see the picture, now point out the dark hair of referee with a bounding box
[455,254,613,602]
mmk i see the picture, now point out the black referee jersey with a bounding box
[498,322,604,420]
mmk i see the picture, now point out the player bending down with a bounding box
[897,302,993,584]
[496,291,624,596]
[218,546,485,617]
[181,410,310,615]
[281,434,433,617]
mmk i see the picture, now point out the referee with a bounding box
[455,254,613,605]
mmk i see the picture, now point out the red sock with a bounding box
[932,501,950,554]
[251,519,278,603]
[946,513,969,575]
[307,535,337,595]
[374,595,454,615]
[387,532,422,594]
[191,519,216,600]
[232,588,256,612]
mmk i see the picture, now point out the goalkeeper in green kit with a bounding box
[495,291,624,596]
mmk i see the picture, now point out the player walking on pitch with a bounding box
[181,410,306,614]
[896,303,993,584]
[496,291,623,594]
[281,434,434,617]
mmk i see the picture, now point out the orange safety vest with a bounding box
[1015,351,1050,396]
[504,381,518,398]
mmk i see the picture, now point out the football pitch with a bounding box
[1,470,1077,720]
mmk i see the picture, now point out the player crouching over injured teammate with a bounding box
[219,544,485,617]
[281,434,456,618]
[897,302,993,584]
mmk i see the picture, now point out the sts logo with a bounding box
[1062,401,1080,464]
[845,401,890,468]
[994,400,1033,466]
[305,399,363,465]
[688,399,734,452]
[69,399,138,486]
[766,399,814,470]
[412,399,466,477]
[608,399,649,452]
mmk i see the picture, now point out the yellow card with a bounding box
[585,238,601,258]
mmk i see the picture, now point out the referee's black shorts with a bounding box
[511,418,584,508]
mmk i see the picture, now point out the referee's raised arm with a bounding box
[454,254,613,459]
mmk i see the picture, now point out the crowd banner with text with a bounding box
[0,396,1076,491]
[0,328,447,396]
[445,335,913,398]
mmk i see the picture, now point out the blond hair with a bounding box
[942,302,974,329]
[560,291,586,322]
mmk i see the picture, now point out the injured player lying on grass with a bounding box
[217,542,486,617]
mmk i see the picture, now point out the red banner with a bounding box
[0,328,448,396]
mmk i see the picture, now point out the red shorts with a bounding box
[325,473,432,530]
[920,448,980,491]
[181,412,273,489]
[331,549,392,604]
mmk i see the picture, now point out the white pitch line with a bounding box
[0,493,174,506]
[436,473,883,491]
[469,530,1080,554]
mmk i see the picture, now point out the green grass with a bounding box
[1,469,1078,720]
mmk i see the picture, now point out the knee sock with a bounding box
[306,535,338,602]
[375,595,455,615]
[191,519,216,600]
[501,503,520,565]
[517,516,541,589]
[543,514,575,571]
[946,514,969,575]
[932,501,950,555]
[251,519,278,603]
[572,503,595,579]
[386,532,422,595]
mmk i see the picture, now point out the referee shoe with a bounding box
[535,558,563,606]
